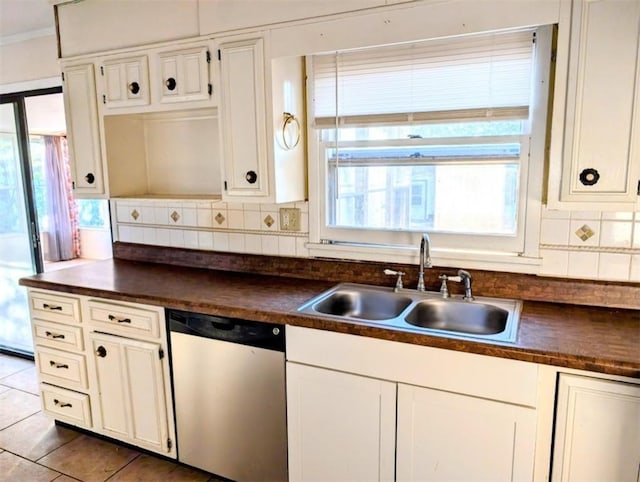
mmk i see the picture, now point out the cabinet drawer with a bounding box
[30,291,81,324]
[41,383,92,428]
[33,319,83,351]
[36,347,88,390]
[86,300,161,338]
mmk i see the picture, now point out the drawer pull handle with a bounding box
[108,314,131,324]
[45,331,65,339]
[49,361,69,369]
[43,304,63,311]
[53,399,72,408]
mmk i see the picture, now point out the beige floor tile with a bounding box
[0,412,81,461]
[0,355,33,379]
[38,435,139,482]
[0,451,60,482]
[52,475,81,481]
[0,389,42,430]
[0,384,9,395]
[0,366,39,394]
[109,454,212,481]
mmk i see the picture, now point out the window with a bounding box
[309,27,551,260]
[76,199,108,229]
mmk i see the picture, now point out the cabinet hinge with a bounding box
[224,180,227,191]
[551,49,557,63]
[637,180,640,196]
[100,65,104,76]
[217,49,221,61]
[102,94,106,104]
[532,31,536,44]
[72,180,75,190]
[208,83,212,96]
[206,50,211,63]
[167,438,172,450]
[61,72,65,82]
[159,348,164,360]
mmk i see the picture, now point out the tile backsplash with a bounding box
[539,206,640,282]
[112,198,310,258]
[113,199,640,283]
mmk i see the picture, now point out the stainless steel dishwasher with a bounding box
[167,309,287,482]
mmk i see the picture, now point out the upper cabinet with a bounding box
[157,46,212,104]
[101,55,150,110]
[548,0,640,210]
[216,33,306,203]
[97,41,215,115]
[61,62,105,198]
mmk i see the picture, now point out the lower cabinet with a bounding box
[396,384,536,481]
[551,373,640,482]
[286,326,539,482]
[89,332,171,455]
[27,289,176,459]
[286,363,396,482]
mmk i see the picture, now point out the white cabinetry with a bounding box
[83,298,175,457]
[287,363,396,482]
[157,45,211,104]
[27,289,176,458]
[286,326,538,482]
[100,55,150,109]
[552,373,640,482]
[217,33,306,203]
[549,0,640,210]
[397,384,536,481]
[97,41,214,114]
[28,289,93,428]
[61,63,105,198]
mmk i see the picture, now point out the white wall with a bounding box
[0,35,59,87]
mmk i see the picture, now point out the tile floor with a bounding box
[0,353,219,481]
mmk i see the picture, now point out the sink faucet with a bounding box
[416,232,432,291]
[458,269,474,301]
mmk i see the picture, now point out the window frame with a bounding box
[306,25,553,269]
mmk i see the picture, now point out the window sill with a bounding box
[307,242,542,274]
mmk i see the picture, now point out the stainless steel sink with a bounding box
[297,283,521,343]
[312,288,412,320]
[404,299,508,335]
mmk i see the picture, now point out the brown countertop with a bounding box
[20,258,640,379]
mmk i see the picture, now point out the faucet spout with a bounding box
[417,232,432,291]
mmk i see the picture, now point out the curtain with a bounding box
[44,136,80,261]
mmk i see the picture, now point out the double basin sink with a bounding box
[298,283,522,343]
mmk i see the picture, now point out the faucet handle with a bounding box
[384,269,405,292]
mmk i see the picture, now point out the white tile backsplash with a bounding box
[243,210,262,230]
[184,230,199,249]
[599,221,633,248]
[228,233,245,252]
[213,231,230,251]
[244,234,262,254]
[278,236,297,257]
[539,249,569,277]
[198,231,214,250]
[227,209,244,229]
[570,211,601,220]
[567,251,599,279]
[630,255,640,282]
[540,218,570,245]
[569,220,600,247]
[261,235,279,255]
[597,253,631,281]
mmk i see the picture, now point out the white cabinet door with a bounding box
[218,37,269,198]
[549,0,640,209]
[100,55,149,109]
[89,332,171,455]
[552,374,640,482]
[286,362,396,482]
[157,45,211,104]
[62,63,104,197]
[396,383,536,482]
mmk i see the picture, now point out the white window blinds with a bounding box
[312,29,535,127]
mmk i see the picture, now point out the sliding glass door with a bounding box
[0,99,41,355]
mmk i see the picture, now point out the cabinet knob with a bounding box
[85,173,95,184]
[165,77,177,91]
[579,168,600,186]
[245,170,258,184]
[95,345,107,358]
[128,81,140,94]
